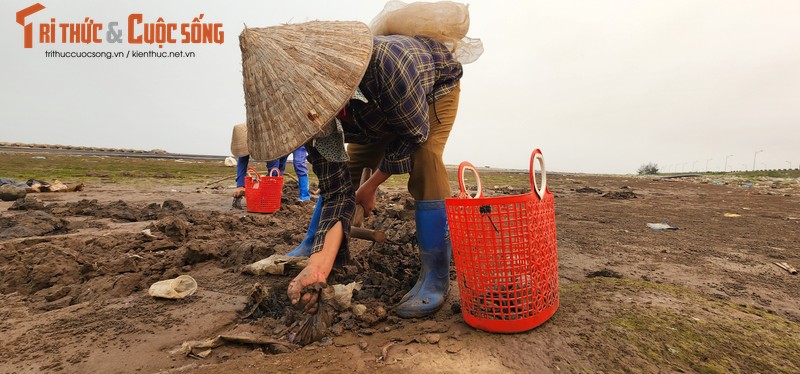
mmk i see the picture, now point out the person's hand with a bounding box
[287,222,342,314]
[287,264,329,314]
[355,184,377,219]
[233,187,246,198]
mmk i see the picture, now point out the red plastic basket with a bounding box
[445,149,558,333]
[244,167,283,213]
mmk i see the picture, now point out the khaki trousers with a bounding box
[347,82,461,201]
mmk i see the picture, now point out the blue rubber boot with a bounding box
[297,175,311,201]
[286,197,322,257]
[396,200,451,318]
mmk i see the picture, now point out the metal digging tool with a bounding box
[350,167,386,243]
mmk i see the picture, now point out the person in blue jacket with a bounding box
[230,123,311,202]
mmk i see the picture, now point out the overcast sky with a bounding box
[2,0,799,174]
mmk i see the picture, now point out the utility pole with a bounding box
[692,160,699,172]
[706,158,713,172]
[787,161,792,169]
[753,150,763,171]
[724,154,733,172]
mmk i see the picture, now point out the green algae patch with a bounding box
[558,278,800,373]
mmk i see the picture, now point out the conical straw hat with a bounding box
[240,21,373,161]
[230,123,249,157]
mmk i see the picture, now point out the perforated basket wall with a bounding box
[445,150,558,333]
[245,168,283,214]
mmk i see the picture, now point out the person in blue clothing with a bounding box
[230,123,311,202]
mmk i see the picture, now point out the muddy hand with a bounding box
[355,185,377,219]
[233,187,246,198]
[287,265,328,313]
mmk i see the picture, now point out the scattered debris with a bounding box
[660,174,702,179]
[647,222,679,231]
[378,341,398,363]
[724,213,741,218]
[575,187,602,194]
[239,283,272,319]
[242,254,309,276]
[603,191,638,199]
[774,262,798,275]
[587,269,623,279]
[140,228,157,239]
[148,275,197,299]
[176,334,296,358]
[27,179,84,193]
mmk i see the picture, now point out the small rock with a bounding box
[425,334,441,344]
[358,328,377,335]
[358,341,368,350]
[445,342,464,354]
[419,320,449,333]
[352,304,367,317]
[318,336,333,346]
[330,324,344,336]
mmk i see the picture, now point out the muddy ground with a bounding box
[1,170,799,373]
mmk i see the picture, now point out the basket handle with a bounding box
[529,149,547,200]
[457,161,483,198]
[268,168,281,177]
[247,167,261,180]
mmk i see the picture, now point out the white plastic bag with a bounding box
[241,254,309,275]
[369,0,484,64]
[148,275,198,299]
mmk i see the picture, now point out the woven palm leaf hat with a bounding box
[230,123,249,157]
[240,21,373,161]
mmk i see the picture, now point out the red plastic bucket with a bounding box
[445,149,558,333]
[244,167,283,213]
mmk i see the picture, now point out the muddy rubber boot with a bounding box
[298,175,311,201]
[396,200,451,318]
[286,197,322,257]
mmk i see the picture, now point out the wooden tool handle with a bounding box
[351,227,386,243]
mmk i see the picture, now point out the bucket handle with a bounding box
[529,149,547,200]
[246,167,261,180]
[457,161,483,198]
[268,168,281,177]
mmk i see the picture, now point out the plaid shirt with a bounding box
[347,35,463,174]
[308,35,463,254]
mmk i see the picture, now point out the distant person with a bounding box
[230,123,311,202]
